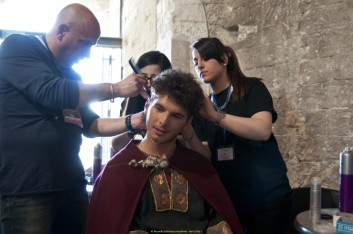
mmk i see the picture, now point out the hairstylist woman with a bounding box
[191,37,292,234]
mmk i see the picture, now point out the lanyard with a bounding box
[211,85,232,145]
[211,85,232,111]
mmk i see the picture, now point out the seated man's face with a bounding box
[145,95,189,144]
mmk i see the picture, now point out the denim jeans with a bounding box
[0,189,89,234]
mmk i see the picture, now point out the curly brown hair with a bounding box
[151,69,204,117]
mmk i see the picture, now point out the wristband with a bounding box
[125,114,139,134]
[214,111,226,126]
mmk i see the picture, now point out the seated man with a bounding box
[86,70,244,234]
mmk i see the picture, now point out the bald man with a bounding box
[0,3,147,234]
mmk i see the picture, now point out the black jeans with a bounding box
[1,189,89,234]
[239,200,291,234]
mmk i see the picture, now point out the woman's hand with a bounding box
[181,120,195,142]
[179,118,211,160]
[199,93,218,123]
[131,111,146,130]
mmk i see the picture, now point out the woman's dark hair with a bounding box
[120,51,172,117]
[191,37,260,102]
[136,51,172,71]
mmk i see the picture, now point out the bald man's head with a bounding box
[53,3,100,36]
[46,3,101,67]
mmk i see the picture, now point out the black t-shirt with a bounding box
[194,79,291,214]
[120,93,149,116]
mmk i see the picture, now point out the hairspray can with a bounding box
[339,146,353,213]
[93,143,102,183]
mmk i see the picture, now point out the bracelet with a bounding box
[214,111,226,126]
[125,114,139,134]
[110,83,115,103]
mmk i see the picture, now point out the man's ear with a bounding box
[187,116,193,125]
[57,24,69,40]
[144,98,151,114]
[182,116,193,130]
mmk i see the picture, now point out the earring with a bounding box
[223,63,227,66]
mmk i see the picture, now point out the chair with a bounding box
[284,187,339,234]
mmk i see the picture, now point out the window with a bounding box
[74,46,123,170]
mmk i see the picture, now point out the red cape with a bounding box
[86,140,244,234]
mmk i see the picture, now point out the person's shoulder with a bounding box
[3,34,36,44]
[248,77,264,87]
[176,143,211,164]
[1,34,41,53]
[173,144,217,178]
[107,140,144,166]
[246,78,269,93]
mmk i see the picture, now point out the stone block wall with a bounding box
[122,0,353,189]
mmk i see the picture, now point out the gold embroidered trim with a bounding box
[149,169,188,212]
[171,170,188,212]
[206,221,233,234]
[150,170,171,211]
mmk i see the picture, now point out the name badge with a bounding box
[217,145,234,161]
[63,108,83,128]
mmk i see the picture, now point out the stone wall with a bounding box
[121,0,158,73]
[122,0,353,189]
